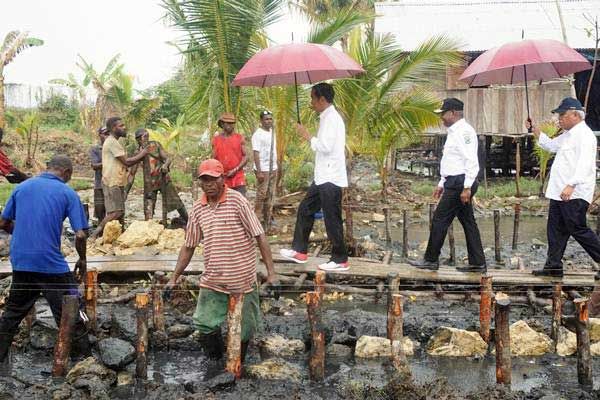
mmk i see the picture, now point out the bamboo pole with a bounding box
[306,291,325,381]
[85,269,98,332]
[575,298,593,388]
[494,210,502,263]
[512,204,520,250]
[402,210,408,258]
[52,295,79,377]
[448,224,456,266]
[479,276,493,344]
[152,271,166,333]
[225,293,244,379]
[552,283,562,342]
[136,293,149,380]
[314,271,326,299]
[384,207,392,246]
[494,293,511,386]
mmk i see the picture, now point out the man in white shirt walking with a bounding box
[410,98,486,272]
[528,97,600,278]
[252,110,277,225]
[280,83,349,271]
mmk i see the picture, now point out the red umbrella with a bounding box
[459,39,592,127]
[232,43,364,122]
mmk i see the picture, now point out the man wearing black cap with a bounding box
[409,98,486,272]
[527,97,600,278]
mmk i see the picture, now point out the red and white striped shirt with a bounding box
[184,187,264,294]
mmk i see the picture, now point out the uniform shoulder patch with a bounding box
[463,133,472,144]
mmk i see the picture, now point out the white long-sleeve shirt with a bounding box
[310,105,348,187]
[438,118,479,188]
[538,121,597,203]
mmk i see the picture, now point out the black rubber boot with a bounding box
[198,330,224,360]
[0,336,12,377]
[70,331,92,361]
[241,340,249,362]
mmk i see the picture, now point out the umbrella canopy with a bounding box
[232,43,364,87]
[459,39,591,87]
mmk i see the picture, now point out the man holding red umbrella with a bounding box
[528,97,600,278]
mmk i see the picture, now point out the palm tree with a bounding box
[0,31,43,134]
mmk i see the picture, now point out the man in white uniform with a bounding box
[410,98,486,272]
[280,83,349,271]
[252,110,277,225]
[528,97,600,278]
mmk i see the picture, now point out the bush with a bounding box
[38,93,78,129]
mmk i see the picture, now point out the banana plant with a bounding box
[15,112,41,167]
[533,121,560,196]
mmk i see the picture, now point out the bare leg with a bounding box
[90,211,124,239]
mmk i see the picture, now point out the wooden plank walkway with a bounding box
[0,255,596,287]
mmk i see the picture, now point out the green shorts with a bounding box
[193,285,260,342]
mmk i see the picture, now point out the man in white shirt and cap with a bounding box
[252,110,277,225]
[528,97,600,278]
[280,82,349,271]
[410,98,486,272]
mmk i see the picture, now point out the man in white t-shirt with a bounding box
[251,110,277,224]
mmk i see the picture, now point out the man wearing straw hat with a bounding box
[528,97,600,278]
[212,112,248,196]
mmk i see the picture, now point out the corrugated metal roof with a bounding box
[374,0,599,51]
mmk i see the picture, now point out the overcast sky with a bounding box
[2,0,307,88]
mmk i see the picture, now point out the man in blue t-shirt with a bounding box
[0,155,91,375]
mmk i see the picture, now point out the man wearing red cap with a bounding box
[164,159,277,361]
[212,112,248,196]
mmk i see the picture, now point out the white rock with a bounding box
[556,327,576,356]
[258,334,305,357]
[372,213,385,223]
[589,318,600,342]
[426,327,487,357]
[245,358,303,381]
[510,320,552,356]
[116,220,164,248]
[102,220,122,245]
[354,335,414,358]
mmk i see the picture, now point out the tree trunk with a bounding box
[584,19,599,112]
[0,74,5,134]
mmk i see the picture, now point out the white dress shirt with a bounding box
[538,121,597,203]
[251,127,277,172]
[310,105,348,187]
[438,118,480,188]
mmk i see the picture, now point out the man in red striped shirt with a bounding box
[165,159,276,360]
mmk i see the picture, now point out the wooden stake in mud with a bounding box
[85,269,98,332]
[494,210,502,262]
[306,291,325,381]
[428,203,435,232]
[387,294,404,341]
[314,271,326,299]
[552,283,562,342]
[448,223,456,266]
[152,271,166,333]
[402,210,409,258]
[384,207,392,246]
[387,272,400,301]
[52,295,79,377]
[135,293,149,380]
[479,275,493,344]
[494,293,511,386]
[512,204,520,250]
[383,250,393,265]
[515,139,521,197]
[225,293,244,379]
[574,298,593,388]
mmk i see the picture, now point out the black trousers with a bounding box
[0,271,89,361]
[424,175,486,265]
[292,182,348,263]
[546,199,600,269]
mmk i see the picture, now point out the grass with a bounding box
[0,183,15,207]
[69,178,93,191]
[411,177,541,199]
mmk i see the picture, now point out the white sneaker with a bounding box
[318,261,350,272]
[279,248,308,264]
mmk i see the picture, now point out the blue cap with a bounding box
[551,97,584,113]
[435,98,464,113]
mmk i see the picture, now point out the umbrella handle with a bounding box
[294,73,301,124]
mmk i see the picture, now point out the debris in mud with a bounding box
[97,337,136,369]
[258,334,305,357]
[426,327,487,357]
[245,358,304,382]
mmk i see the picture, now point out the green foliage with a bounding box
[533,121,559,187]
[148,114,187,151]
[169,168,193,188]
[144,74,190,125]
[411,177,540,199]
[0,183,15,206]
[282,143,314,192]
[14,111,41,166]
[69,178,93,191]
[37,93,78,129]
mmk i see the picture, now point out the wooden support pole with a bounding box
[306,291,325,381]
[225,293,244,379]
[515,139,521,197]
[512,204,520,250]
[85,269,98,332]
[552,283,562,342]
[494,293,511,386]
[52,295,79,377]
[387,272,400,301]
[314,271,326,298]
[428,203,435,232]
[479,275,493,344]
[135,293,149,380]
[575,298,593,388]
[384,207,392,246]
[494,209,502,263]
[402,210,409,258]
[152,271,166,333]
[387,294,404,341]
[294,273,308,290]
[448,223,456,266]
[383,250,393,265]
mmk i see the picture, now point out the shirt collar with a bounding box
[320,104,335,118]
[447,118,466,133]
[566,120,587,134]
[200,187,228,206]
[40,172,64,182]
